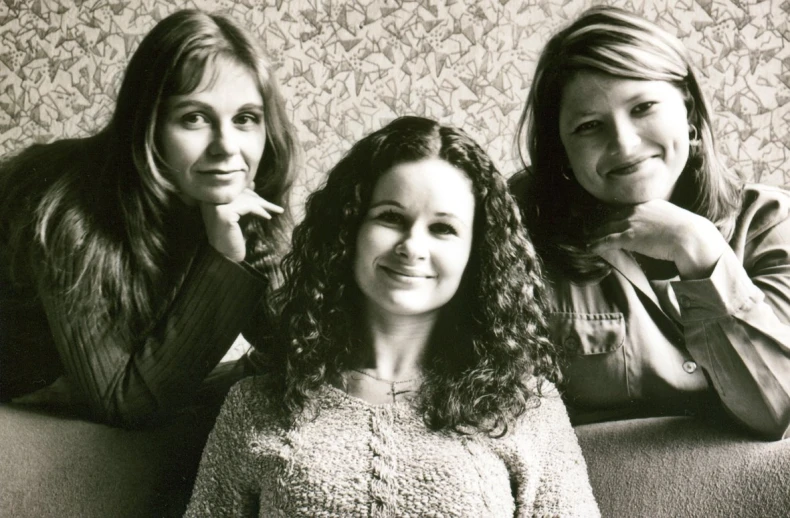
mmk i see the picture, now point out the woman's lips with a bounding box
[380,265,435,281]
[607,157,652,176]
[198,169,241,175]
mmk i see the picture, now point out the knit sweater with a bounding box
[185,376,600,517]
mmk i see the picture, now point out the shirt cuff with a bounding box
[203,243,271,288]
[671,247,763,321]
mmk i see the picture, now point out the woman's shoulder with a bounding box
[218,375,286,428]
[738,183,790,235]
[481,380,574,456]
[2,135,100,172]
[1,135,108,205]
[227,374,279,406]
[509,379,571,435]
[742,183,790,205]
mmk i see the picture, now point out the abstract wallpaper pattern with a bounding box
[1,0,789,208]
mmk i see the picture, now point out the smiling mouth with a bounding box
[380,265,434,280]
[198,169,242,175]
[607,157,652,176]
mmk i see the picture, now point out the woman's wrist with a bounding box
[674,218,727,280]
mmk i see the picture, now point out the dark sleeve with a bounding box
[41,243,268,427]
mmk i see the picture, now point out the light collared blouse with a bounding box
[544,184,790,440]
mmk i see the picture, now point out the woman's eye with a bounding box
[180,112,209,127]
[235,113,261,126]
[633,101,657,115]
[430,222,457,236]
[573,120,600,134]
[375,210,404,225]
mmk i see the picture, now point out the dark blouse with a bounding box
[0,219,269,427]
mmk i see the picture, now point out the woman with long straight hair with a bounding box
[0,9,297,427]
[512,6,790,439]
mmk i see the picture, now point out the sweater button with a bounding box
[682,360,698,373]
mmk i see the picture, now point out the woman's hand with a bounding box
[587,199,728,279]
[200,187,284,262]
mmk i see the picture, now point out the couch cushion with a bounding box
[575,415,790,518]
[0,404,216,518]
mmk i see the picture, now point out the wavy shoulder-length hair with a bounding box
[0,9,296,329]
[514,5,742,280]
[269,116,560,436]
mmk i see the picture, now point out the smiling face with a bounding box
[558,71,690,205]
[353,159,476,320]
[158,57,266,205]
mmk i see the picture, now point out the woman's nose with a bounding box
[208,123,240,156]
[609,118,641,154]
[395,229,428,261]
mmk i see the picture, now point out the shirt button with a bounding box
[682,360,698,374]
[564,336,580,351]
[677,295,692,308]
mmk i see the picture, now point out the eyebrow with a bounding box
[564,92,654,120]
[166,99,264,112]
[369,200,469,226]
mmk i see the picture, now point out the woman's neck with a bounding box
[332,305,440,404]
[364,312,436,381]
[355,307,436,381]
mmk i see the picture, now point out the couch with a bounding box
[2,402,789,518]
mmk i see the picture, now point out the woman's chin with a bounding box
[182,188,244,206]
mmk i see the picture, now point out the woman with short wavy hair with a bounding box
[511,6,790,439]
[186,116,598,517]
[0,9,297,427]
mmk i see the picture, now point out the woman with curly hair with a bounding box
[185,116,599,517]
[0,10,296,427]
[510,6,790,439]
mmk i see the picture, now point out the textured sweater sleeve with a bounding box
[515,389,600,517]
[185,379,262,517]
[671,187,790,439]
[41,244,267,427]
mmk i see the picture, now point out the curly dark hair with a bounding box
[267,116,561,436]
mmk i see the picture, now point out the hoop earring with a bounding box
[689,125,701,147]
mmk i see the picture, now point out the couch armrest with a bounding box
[0,404,216,518]
[575,416,790,518]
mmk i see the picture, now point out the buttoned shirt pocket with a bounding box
[549,312,631,407]
[549,312,625,355]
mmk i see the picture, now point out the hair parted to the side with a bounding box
[267,116,561,436]
[0,9,296,330]
[514,5,742,280]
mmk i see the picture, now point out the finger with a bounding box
[587,219,631,241]
[238,190,284,214]
[587,229,633,254]
[241,203,274,220]
[260,199,284,214]
[234,197,281,218]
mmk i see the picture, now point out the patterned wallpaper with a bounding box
[1,0,788,210]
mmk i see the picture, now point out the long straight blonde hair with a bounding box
[514,6,742,280]
[0,10,297,331]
